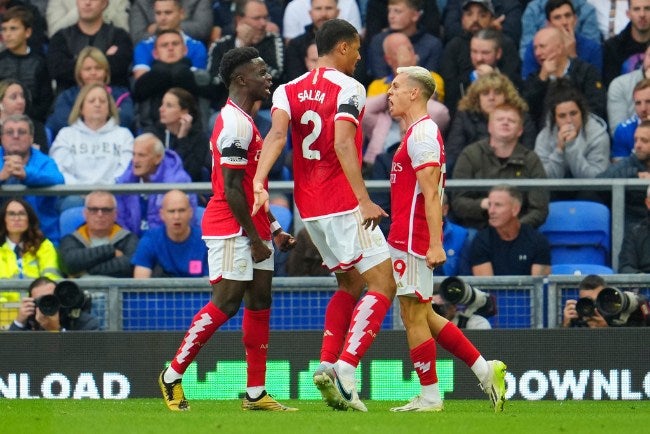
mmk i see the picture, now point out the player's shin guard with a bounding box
[339,291,391,367]
[436,321,481,367]
[242,308,270,387]
[170,302,228,374]
[411,338,438,386]
[321,290,357,364]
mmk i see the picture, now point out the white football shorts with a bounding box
[205,237,274,283]
[389,245,434,302]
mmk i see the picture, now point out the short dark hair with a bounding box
[490,184,523,206]
[472,28,502,50]
[219,46,260,89]
[388,0,422,10]
[579,274,606,291]
[545,0,575,20]
[545,78,589,129]
[155,28,183,42]
[235,0,265,17]
[315,18,358,56]
[28,277,57,297]
[1,5,33,28]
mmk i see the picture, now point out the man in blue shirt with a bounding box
[132,189,207,277]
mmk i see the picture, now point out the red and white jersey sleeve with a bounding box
[202,99,271,240]
[388,116,446,257]
[272,68,366,220]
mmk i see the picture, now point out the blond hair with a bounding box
[457,72,528,114]
[396,66,437,101]
[74,46,110,86]
[68,83,119,126]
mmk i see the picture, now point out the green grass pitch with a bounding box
[5,399,650,434]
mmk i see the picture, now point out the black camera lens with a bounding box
[34,294,60,316]
[54,281,84,308]
[440,277,470,305]
[575,297,596,318]
[597,287,627,317]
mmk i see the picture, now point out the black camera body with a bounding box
[31,281,90,329]
[438,276,497,319]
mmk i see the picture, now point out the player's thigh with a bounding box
[205,237,273,282]
[389,246,434,302]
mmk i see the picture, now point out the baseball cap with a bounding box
[461,0,495,16]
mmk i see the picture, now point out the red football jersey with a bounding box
[273,67,366,219]
[388,116,446,257]
[202,99,271,240]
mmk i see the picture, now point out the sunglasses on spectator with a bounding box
[86,207,115,214]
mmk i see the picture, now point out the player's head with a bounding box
[387,66,436,118]
[220,47,271,100]
[315,18,360,75]
[396,66,436,100]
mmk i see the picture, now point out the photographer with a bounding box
[563,274,650,328]
[9,277,99,331]
[433,276,496,330]
[432,294,491,330]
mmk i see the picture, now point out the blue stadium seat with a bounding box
[270,204,293,232]
[539,201,611,266]
[59,206,85,237]
[551,264,614,275]
[193,206,205,226]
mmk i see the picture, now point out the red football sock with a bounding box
[170,302,228,374]
[242,308,270,388]
[339,291,391,367]
[436,321,481,367]
[321,289,357,363]
[410,338,438,386]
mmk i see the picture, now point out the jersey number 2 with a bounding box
[300,110,322,160]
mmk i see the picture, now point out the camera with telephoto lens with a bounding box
[570,297,598,327]
[596,286,650,327]
[438,276,497,319]
[33,281,88,318]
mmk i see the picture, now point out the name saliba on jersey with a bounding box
[297,89,326,104]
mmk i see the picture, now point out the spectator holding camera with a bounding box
[432,293,492,329]
[562,274,608,328]
[10,277,100,331]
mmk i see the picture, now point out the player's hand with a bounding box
[251,238,272,263]
[252,182,270,216]
[426,245,446,270]
[273,231,296,252]
[562,299,578,327]
[359,198,388,230]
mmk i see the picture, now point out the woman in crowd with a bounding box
[0,79,49,152]
[46,47,134,139]
[445,72,536,175]
[534,81,610,179]
[49,84,134,209]
[144,87,210,182]
[0,198,60,280]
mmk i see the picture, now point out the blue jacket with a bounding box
[115,149,197,236]
[0,147,64,243]
[133,33,207,71]
[434,219,473,277]
[522,33,602,78]
[46,85,134,138]
[612,114,638,159]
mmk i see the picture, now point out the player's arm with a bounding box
[224,166,271,262]
[415,165,446,269]
[252,109,290,216]
[334,119,387,229]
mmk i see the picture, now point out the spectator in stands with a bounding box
[133,29,202,130]
[612,79,650,162]
[0,79,48,152]
[132,189,206,277]
[435,192,473,277]
[520,0,600,61]
[452,103,549,229]
[446,72,536,175]
[441,0,521,45]
[608,43,650,136]
[366,0,440,45]
[282,0,361,42]
[286,228,332,276]
[130,0,212,43]
[366,0,443,80]
[58,191,139,278]
[0,198,61,279]
[588,0,628,41]
[116,133,197,236]
[210,0,283,42]
[46,0,129,37]
[534,80,610,179]
[619,185,650,273]
[362,32,450,164]
[440,0,520,115]
[598,120,650,230]
[46,0,133,90]
[207,0,284,134]
[467,28,521,89]
[0,0,47,54]
[521,0,602,79]
[603,0,650,86]
[561,274,608,327]
[522,26,606,128]
[431,294,491,329]
[284,0,339,81]
[0,6,52,122]
[50,84,134,191]
[143,87,210,182]
[0,115,63,243]
[46,47,134,139]
[470,184,551,276]
[132,0,207,81]
[10,277,100,331]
